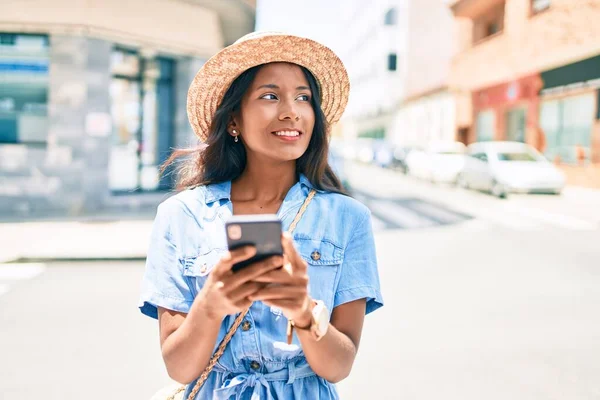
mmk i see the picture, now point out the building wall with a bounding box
[404,0,456,99]
[392,0,457,147]
[392,90,456,147]
[450,0,600,187]
[0,36,113,217]
[340,0,410,140]
[0,1,255,218]
[0,0,224,57]
[451,0,600,97]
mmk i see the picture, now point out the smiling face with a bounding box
[230,62,316,164]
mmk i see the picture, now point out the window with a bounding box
[476,110,496,142]
[473,2,505,43]
[505,107,526,142]
[0,33,49,144]
[472,153,489,162]
[532,0,550,14]
[496,152,538,162]
[108,48,175,192]
[387,53,397,71]
[384,8,397,25]
[539,93,595,165]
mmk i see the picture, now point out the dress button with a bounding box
[241,320,252,331]
[250,361,260,370]
[311,251,321,261]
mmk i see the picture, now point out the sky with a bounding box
[254,0,346,55]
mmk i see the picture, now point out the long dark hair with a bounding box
[163,63,346,194]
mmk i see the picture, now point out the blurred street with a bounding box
[1,162,599,399]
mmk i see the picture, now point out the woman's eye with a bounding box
[261,93,278,100]
[297,94,310,101]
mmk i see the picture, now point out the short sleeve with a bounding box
[333,208,383,314]
[138,201,194,319]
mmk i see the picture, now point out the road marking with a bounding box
[370,199,437,229]
[406,201,470,225]
[354,180,598,232]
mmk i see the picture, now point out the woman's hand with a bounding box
[197,246,284,320]
[249,232,312,327]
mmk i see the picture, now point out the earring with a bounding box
[234,136,239,143]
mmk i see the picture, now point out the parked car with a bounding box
[457,141,566,198]
[405,141,467,184]
[404,147,429,179]
[390,146,414,173]
[373,141,394,168]
[427,141,467,184]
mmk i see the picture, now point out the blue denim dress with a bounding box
[139,174,383,399]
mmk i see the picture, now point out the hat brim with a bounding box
[186,33,350,141]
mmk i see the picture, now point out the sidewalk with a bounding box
[0,218,154,263]
[3,162,599,264]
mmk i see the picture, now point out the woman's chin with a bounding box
[248,148,308,163]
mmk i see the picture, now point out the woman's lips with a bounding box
[271,130,302,142]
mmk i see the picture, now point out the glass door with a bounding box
[109,48,142,192]
[505,106,526,142]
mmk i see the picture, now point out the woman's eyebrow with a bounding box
[256,84,311,91]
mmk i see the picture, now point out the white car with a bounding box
[457,141,566,198]
[406,141,467,184]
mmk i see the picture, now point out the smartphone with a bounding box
[225,214,284,272]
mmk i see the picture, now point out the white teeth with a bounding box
[274,131,300,137]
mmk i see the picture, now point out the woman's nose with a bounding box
[278,101,300,121]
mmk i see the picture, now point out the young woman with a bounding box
[140,32,383,400]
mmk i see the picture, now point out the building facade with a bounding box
[339,0,458,151]
[450,0,600,187]
[0,0,256,218]
[339,0,410,142]
[392,0,457,148]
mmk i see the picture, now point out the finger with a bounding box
[233,297,253,310]
[252,268,307,285]
[262,299,304,310]
[251,268,290,283]
[282,233,307,273]
[249,285,306,301]
[213,246,257,277]
[228,282,267,303]
[225,255,284,291]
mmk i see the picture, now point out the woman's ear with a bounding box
[227,114,241,135]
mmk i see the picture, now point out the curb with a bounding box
[2,256,147,264]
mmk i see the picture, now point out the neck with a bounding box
[232,159,298,203]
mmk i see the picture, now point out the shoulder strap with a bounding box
[182,189,317,400]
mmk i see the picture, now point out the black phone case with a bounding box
[225,215,283,272]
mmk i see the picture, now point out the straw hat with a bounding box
[186,31,350,141]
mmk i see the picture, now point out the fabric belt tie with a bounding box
[213,361,315,400]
